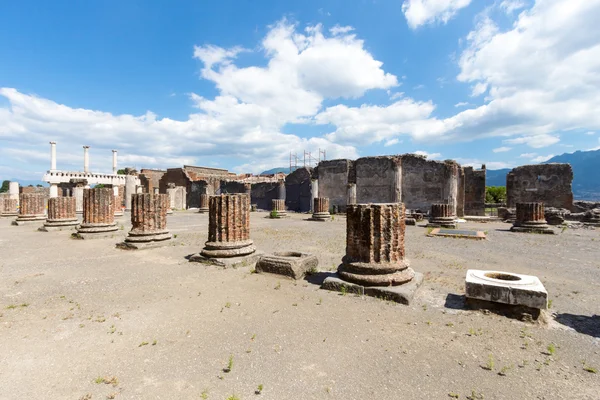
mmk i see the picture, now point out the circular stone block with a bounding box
[200,239,256,258]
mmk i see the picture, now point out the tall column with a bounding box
[117,193,171,249]
[9,182,19,204]
[198,194,209,213]
[125,175,137,211]
[271,199,287,218]
[49,184,59,198]
[83,146,90,173]
[73,181,87,214]
[13,194,46,225]
[75,188,118,239]
[40,197,78,231]
[190,194,258,266]
[428,204,457,228]
[278,180,286,200]
[347,184,357,206]
[112,150,118,174]
[311,179,318,212]
[511,202,553,234]
[50,141,57,171]
[334,203,417,288]
[393,162,402,203]
[310,197,331,221]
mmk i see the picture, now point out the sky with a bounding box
[1,0,600,181]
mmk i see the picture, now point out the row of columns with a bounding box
[49,142,117,175]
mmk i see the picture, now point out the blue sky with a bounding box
[1,0,599,180]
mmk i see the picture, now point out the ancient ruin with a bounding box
[427,203,457,228]
[198,194,209,214]
[271,199,287,218]
[74,188,118,239]
[506,164,573,210]
[256,252,319,280]
[40,197,78,231]
[189,194,261,267]
[322,203,423,304]
[510,202,554,234]
[0,197,18,217]
[117,194,172,249]
[309,197,331,221]
[13,193,46,225]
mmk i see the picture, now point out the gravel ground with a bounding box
[0,211,599,400]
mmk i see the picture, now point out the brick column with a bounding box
[118,194,171,249]
[41,197,78,231]
[511,202,553,234]
[1,198,18,217]
[13,193,46,225]
[75,188,118,238]
[198,194,209,214]
[427,203,457,228]
[310,197,331,221]
[338,203,415,286]
[271,199,287,218]
[192,194,256,261]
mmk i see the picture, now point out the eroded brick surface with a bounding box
[208,194,250,243]
[48,197,76,220]
[130,194,169,233]
[82,188,115,225]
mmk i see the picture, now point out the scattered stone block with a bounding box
[428,228,486,240]
[256,252,318,279]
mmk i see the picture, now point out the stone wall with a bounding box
[250,182,279,210]
[220,181,246,194]
[355,156,400,204]
[20,186,50,196]
[139,169,166,194]
[506,164,574,210]
[316,159,353,212]
[464,166,486,216]
[285,167,312,212]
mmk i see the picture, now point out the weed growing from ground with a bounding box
[223,355,234,373]
[255,384,264,395]
[482,354,494,371]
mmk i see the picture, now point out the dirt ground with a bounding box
[0,211,599,400]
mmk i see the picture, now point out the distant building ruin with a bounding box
[506,164,574,210]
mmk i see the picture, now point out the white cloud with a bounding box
[402,0,473,29]
[329,25,354,35]
[585,131,595,135]
[456,158,513,169]
[503,134,560,148]
[530,154,555,163]
[454,101,472,107]
[414,150,442,159]
[519,152,537,158]
[492,146,512,153]
[500,0,527,14]
[384,138,400,147]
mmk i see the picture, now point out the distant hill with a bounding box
[486,149,600,200]
[260,166,298,175]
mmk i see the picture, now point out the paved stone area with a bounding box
[1,211,599,399]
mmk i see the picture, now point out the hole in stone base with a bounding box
[484,272,521,281]
[274,251,303,258]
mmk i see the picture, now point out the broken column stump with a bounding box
[510,202,554,234]
[189,194,261,268]
[322,203,423,305]
[198,194,209,214]
[309,197,331,221]
[0,198,18,217]
[73,188,118,239]
[13,193,46,226]
[40,197,78,231]
[117,193,172,249]
[270,199,287,218]
[427,203,457,228]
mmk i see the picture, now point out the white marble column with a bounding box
[50,141,57,171]
[112,150,118,174]
[49,184,58,198]
[347,183,357,206]
[124,175,137,211]
[9,182,19,205]
[83,146,90,173]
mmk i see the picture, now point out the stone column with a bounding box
[50,141,57,171]
[392,162,402,203]
[311,179,318,212]
[322,203,422,304]
[73,181,87,214]
[112,150,118,175]
[9,182,19,204]
[75,188,118,239]
[83,146,90,173]
[198,194,209,213]
[427,203,457,228]
[153,188,159,195]
[190,194,260,267]
[347,183,357,206]
[124,175,137,211]
[310,197,331,221]
[278,180,286,200]
[511,202,553,234]
[40,197,78,231]
[113,186,124,217]
[49,183,59,198]
[117,193,172,249]
[271,199,287,218]
[1,198,18,217]
[13,194,46,225]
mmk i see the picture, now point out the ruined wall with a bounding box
[285,167,312,212]
[220,181,246,194]
[506,164,574,210]
[316,159,352,212]
[464,166,486,216]
[20,186,49,196]
[400,155,460,214]
[250,182,279,210]
[139,169,166,194]
[159,168,189,194]
[355,156,401,204]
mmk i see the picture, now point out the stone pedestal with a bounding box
[189,194,260,268]
[74,188,118,239]
[309,197,331,221]
[117,194,172,249]
[511,202,554,234]
[427,204,457,228]
[13,194,46,225]
[40,197,78,231]
[1,198,18,217]
[270,199,287,218]
[198,194,209,214]
[322,203,422,304]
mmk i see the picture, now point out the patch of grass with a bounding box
[305,265,318,275]
[226,395,240,400]
[466,390,484,400]
[498,364,513,376]
[340,285,348,296]
[152,340,157,346]
[448,393,459,399]
[251,334,256,341]
[94,376,118,387]
[138,341,149,347]
[173,234,178,239]
[223,354,234,373]
[481,354,494,371]
[108,325,116,334]
[546,343,556,355]
[547,299,553,308]
[582,361,597,373]
[224,302,231,308]
[317,298,322,305]
[255,384,264,395]
[200,389,209,399]
[468,328,483,337]
[5,303,28,310]
[426,226,434,234]
[446,322,454,327]
[274,282,281,290]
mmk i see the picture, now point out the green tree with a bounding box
[485,186,507,203]
[0,180,9,193]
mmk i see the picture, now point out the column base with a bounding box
[427,217,457,229]
[73,223,119,239]
[199,239,256,258]
[117,231,173,249]
[198,207,209,214]
[510,222,554,234]
[39,218,79,232]
[269,211,288,218]
[166,209,174,215]
[309,212,331,221]
[12,215,46,226]
[189,250,263,269]
[338,260,415,286]
[1,212,18,218]
[322,272,423,305]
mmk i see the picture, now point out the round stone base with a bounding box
[309,212,331,221]
[39,218,79,231]
[198,207,209,214]
[74,223,119,239]
[114,211,124,218]
[12,215,46,225]
[117,230,173,249]
[1,212,18,217]
[200,239,256,258]
[270,211,287,218]
[510,221,554,234]
[338,259,414,287]
[167,209,174,215]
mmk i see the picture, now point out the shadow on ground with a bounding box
[444,293,467,310]
[555,313,600,338]
[304,271,336,286]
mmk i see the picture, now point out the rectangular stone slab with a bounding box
[428,228,486,240]
[189,251,263,269]
[256,252,318,280]
[465,269,547,309]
